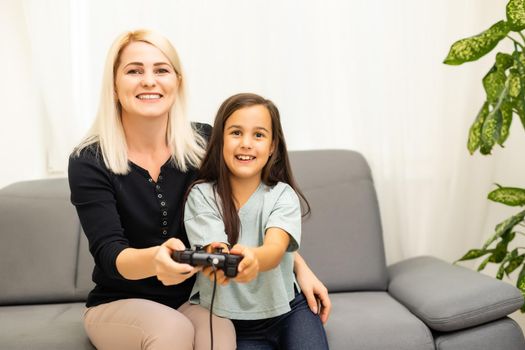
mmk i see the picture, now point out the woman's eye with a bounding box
[127,69,142,75]
[156,68,170,74]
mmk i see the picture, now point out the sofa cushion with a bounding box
[325,291,434,350]
[433,317,525,350]
[0,303,94,349]
[289,150,388,292]
[388,256,524,331]
[0,179,86,305]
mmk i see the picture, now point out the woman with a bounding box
[68,29,330,350]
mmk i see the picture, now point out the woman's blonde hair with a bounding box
[74,29,206,174]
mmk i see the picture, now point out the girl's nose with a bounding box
[240,136,253,149]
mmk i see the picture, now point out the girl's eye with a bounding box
[255,132,264,138]
[231,130,241,136]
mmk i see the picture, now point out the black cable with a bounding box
[209,260,218,350]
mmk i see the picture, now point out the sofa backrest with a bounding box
[0,178,94,305]
[0,150,387,305]
[289,150,388,292]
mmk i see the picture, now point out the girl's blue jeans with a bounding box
[231,292,330,350]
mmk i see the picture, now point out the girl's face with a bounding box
[114,41,179,121]
[222,105,275,185]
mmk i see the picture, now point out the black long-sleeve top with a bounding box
[68,123,211,309]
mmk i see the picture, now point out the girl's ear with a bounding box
[270,141,276,156]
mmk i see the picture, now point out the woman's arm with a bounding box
[115,238,199,284]
[294,252,332,324]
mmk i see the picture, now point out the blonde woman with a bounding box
[68,29,331,350]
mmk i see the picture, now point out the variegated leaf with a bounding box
[498,101,513,145]
[488,187,525,206]
[507,0,525,31]
[477,255,492,271]
[497,249,517,279]
[506,253,525,275]
[467,102,489,154]
[457,248,492,262]
[483,66,506,103]
[496,52,514,70]
[480,107,502,154]
[483,210,525,249]
[508,71,522,98]
[517,264,525,291]
[444,21,509,65]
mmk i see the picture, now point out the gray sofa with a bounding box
[0,149,524,349]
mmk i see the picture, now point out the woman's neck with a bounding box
[121,112,171,181]
[121,112,169,154]
[230,177,262,209]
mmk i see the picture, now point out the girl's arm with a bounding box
[230,227,290,283]
[294,252,332,324]
[116,238,199,284]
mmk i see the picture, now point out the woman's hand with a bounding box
[154,238,200,285]
[295,253,332,324]
[230,244,259,283]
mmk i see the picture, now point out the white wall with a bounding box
[2,0,523,267]
[1,0,47,186]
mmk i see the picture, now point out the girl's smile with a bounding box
[222,105,275,187]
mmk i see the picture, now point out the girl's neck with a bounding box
[230,177,262,209]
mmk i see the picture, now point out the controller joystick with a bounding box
[172,246,243,278]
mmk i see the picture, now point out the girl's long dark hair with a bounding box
[194,93,310,245]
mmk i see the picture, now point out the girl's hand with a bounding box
[295,255,332,324]
[202,242,231,286]
[154,238,200,285]
[230,244,259,283]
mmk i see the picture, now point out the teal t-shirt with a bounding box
[184,181,301,319]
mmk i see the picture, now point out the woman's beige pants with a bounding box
[83,299,236,350]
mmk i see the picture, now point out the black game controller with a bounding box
[172,245,243,278]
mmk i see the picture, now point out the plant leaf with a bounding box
[444,21,510,65]
[467,102,490,154]
[514,94,525,131]
[483,66,507,103]
[497,52,514,70]
[489,231,515,263]
[483,210,525,249]
[507,0,525,31]
[517,264,525,291]
[488,187,525,206]
[457,248,492,262]
[508,71,522,98]
[498,101,513,145]
[478,255,492,271]
[506,253,525,275]
[497,248,518,279]
[480,106,502,154]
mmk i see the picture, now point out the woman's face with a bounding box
[114,41,178,121]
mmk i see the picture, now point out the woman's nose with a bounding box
[141,71,156,87]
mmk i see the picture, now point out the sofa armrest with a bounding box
[388,256,523,332]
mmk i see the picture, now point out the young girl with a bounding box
[184,93,329,349]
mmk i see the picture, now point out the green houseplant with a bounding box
[444,0,525,311]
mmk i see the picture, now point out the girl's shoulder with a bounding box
[189,181,216,199]
[264,182,299,202]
